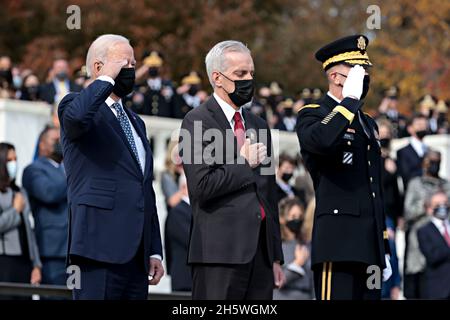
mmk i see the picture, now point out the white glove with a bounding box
[382,254,392,282]
[342,65,365,100]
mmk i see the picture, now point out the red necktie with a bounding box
[233,112,266,220]
[443,221,450,247]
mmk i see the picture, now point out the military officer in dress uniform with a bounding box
[296,35,392,300]
[172,71,203,119]
[130,51,175,117]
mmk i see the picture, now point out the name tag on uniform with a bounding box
[343,133,354,141]
[343,152,353,165]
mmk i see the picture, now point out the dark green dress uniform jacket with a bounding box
[296,94,390,268]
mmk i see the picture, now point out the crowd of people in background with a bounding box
[1,53,449,134]
[1,51,450,300]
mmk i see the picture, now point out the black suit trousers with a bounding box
[191,221,274,300]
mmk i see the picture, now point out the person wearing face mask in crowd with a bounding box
[275,153,305,206]
[22,126,68,289]
[296,35,392,300]
[58,34,164,299]
[172,71,203,119]
[403,150,450,299]
[180,40,284,300]
[0,142,42,299]
[39,58,82,105]
[378,120,404,228]
[377,120,402,300]
[274,98,297,132]
[375,86,408,138]
[0,56,14,99]
[128,51,175,117]
[429,99,450,135]
[274,197,315,300]
[417,191,450,299]
[396,113,430,189]
[19,74,40,101]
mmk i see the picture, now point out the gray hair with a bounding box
[85,34,130,77]
[205,40,251,87]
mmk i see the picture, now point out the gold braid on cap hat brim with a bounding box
[322,51,372,69]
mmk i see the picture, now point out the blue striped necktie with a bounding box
[111,102,142,170]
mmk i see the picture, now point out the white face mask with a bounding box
[6,161,17,180]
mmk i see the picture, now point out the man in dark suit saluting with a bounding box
[179,40,285,300]
[58,34,164,300]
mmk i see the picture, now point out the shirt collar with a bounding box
[105,96,122,108]
[410,136,426,156]
[213,92,244,125]
[46,158,60,168]
[431,216,449,233]
[327,91,342,103]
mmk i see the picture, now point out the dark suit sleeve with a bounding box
[180,113,256,207]
[58,79,114,140]
[296,98,362,155]
[166,206,191,248]
[418,225,450,267]
[22,165,67,204]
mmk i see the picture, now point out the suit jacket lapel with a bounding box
[207,97,233,132]
[206,97,240,159]
[124,106,152,179]
[99,104,143,177]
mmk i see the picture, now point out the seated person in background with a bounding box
[275,153,305,205]
[274,197,314,300]
[165,174,192,292]
[417,191,450,300]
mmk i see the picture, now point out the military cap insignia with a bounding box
[357,36,366,51]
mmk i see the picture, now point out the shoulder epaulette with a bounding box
[298,104,320,112]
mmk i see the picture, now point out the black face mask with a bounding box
[284,108,293,117]
[360,74,370,100]
[281,172,293,183]
[22,86,39,100]
[286,219,303,234]
[148,67,159,78]
[416,130,428,140]
[188,85,198,96]
[379,138,391,149]
[433,204,449,220]
[220,72,254,107]
[51,141,63,163]
[427,160,441,177]
[113,68,135,98]
[55,72,68,81]
[0,69,13,85]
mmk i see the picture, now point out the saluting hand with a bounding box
[98,59,128,79]
[342,65,365,100]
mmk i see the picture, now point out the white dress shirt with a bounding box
[327,91,341,103]
[431,216,450,238]
[213,93,245,132]
[410,136,427,158]
[105,97,146,173]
